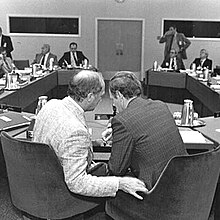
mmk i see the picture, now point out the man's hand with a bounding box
[165,30,174,36]
[101,127,112,143]
[118,177,148,200]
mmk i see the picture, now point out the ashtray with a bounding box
[175,119,206,128]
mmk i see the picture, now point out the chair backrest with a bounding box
[13,60,30,70]
[106,146,220,220]
[1,131,100,219]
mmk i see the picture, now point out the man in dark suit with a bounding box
[0,27,14,59]
[58,42,88,67]
[159,25,191,60]
[104,71,187,190]
[32,44,58,69]
[0,46,15,78]
[191,49,212,71]
[161,48,185,71]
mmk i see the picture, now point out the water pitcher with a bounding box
[181,99,194,126]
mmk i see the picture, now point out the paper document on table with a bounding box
[0,78,5,86]
[210,85,220,90]
[179,130,207,143]
[0,111,31,131]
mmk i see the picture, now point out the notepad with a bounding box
[179,130,207,143]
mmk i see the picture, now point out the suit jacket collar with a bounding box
[127,96,140,108]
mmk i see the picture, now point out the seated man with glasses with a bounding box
[32,44,58,69]
[161,48,185,71]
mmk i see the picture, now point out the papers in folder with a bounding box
[179,130,207,143]
[0,111,31,132]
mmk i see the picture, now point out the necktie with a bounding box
[4,60,10,69]
[73,52,77,65]
[169,35,174,54]
[41,55,45,65]
[173,57,177,70]
[4,59,11,72]
[169,58,173,69]
[200,59,205,68]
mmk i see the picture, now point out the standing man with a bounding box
[0,27,14,59]
[0,47,15,78]
[32,44,58,69]
[58,42,89,67]
[159,25,191,60]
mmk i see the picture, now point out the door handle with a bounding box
[116,43,124,55]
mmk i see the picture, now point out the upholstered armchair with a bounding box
[1,131,103,219]
[106,146,220,220]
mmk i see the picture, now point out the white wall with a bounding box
[1,0,220,79]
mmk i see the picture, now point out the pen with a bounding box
[22,115,32,121]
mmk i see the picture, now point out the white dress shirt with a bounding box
[171,33,180,53]
[70,52,77,66]
[40,52,49,67]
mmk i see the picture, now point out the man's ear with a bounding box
[86,92,94,103]
[116,90,123,99]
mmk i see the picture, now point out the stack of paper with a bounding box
[179,130,207,143]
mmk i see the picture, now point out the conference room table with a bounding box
[1,110,219,163]
[0,69,219,163]
[145,69,220,117]
[0,69,82,113]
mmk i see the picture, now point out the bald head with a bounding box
[41,44,50,54]
[67,70,105,102]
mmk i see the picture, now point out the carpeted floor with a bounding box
[0,174,215,220]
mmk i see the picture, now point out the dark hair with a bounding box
[0,47,6,54]
[67,70,105,102]
[69,42,78,48]
[109,71,142,99]
[169,25,177,30]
